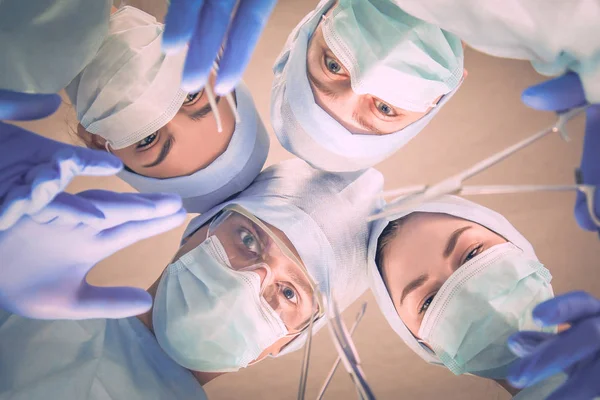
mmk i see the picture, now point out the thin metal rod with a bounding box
[381,185,427,199]
[459,184,587,196]
[316,303,367,400]
[458,107,586,182]
[204,83,222,133]
[297,298,317,400]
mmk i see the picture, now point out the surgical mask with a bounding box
[152,236,289,372]
[417,243,556,379]
[321,0,464,112]
[65,6,187,150]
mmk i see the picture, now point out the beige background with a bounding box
[14,0,600,399]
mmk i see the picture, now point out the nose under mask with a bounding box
[321,0,464,112]
[152,236,289,372]
[417,243,556,379]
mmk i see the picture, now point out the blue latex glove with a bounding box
[521,73,600,235]
[507,291,600,400]
[0,90,128,230]
[163,0,277,94]
[0,189,186,320]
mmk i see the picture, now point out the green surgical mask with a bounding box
[418,243,556,379]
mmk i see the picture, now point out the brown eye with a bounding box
[184,90,203,106]
[136,132,157,149]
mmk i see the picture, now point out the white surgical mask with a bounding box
[152,236,289,372]
[65,6,187,150]
[321,0,464,112]
[417,243,556,378]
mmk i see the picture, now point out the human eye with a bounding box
[184,90,203,106]
[462,243,484,264]
[278,283,299,305]
[239,229,261,256]
[324,55,345,75]
[419,293,436,315]
[136,132,158,149]
[374,99,398,118]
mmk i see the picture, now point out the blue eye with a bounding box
[281,285,298,305]
[240,230,260,255]
[136,133,157,149]
[325,56,342,74]
[375,100,396,117]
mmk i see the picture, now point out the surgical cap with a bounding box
[367,195,537,365]
[0,0,111,94]
[184,159,384,353]
[270,0,463,172]
[117,82,270,214]
[65,6,187,150]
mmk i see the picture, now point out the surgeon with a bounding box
[0,159,383,398]
[368,195,571,399]
[0,3,269,213]
[0,89,187,320]
[271,0,600,173]
[271,0,464,172]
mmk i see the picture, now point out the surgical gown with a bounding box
[0,0,112,93]
[0,310,206,400]
[393,0,600,103]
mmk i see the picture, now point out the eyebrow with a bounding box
[400,273,429,305]
[352,110,387,135]
[443,226,472,258]
[142,135,174,168]
[189,95,221,120]
[306,67,339,99]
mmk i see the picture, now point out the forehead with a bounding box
[381,213,471,273]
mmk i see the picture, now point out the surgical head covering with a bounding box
[0,0,112,94]
[183,159,384,354]
[368,195,540,366]
[271,0,464,172]
[117,82,270,213]
[65,6,187,150]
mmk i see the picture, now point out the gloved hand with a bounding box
[0,90,126,230]
[163,0,277,94]
[507,291,600,400]
[0,189,186,320]
[521,73,600,235]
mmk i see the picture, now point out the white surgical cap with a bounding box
[0,0,111,94]
[270,0,463,172]
[117,82,270,213]
[184,159,384,353]
[65,6,187,150]
[367,195,537,365]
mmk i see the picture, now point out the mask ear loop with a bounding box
[104,141,112,153]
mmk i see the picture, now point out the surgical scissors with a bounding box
[369,106,598,225]
[325,293,376,400]
[317,303,367,400]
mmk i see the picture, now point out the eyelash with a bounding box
[463,244,484,264]
[322,53,349,79]
[184,90,203,107]
[373,98,398,119]
[136,132,158,149]
[278,283,299,305]
[419,294,435,314]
